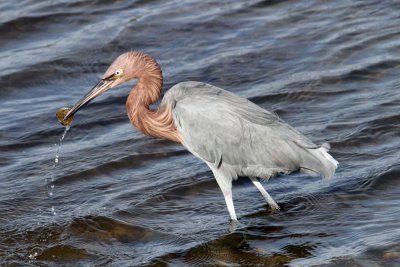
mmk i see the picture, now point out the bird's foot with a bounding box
[269,203,280,213]
[228,218,238,232]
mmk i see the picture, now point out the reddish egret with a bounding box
[63,51,338,221]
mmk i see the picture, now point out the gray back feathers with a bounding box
[162,81,338,180]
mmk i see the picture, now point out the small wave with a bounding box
[54,149,188,186]
[360,165,400,191]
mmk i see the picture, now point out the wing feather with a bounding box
[164,81,336,178]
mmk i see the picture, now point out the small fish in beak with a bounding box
[56,107,74,126]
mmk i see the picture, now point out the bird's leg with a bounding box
[228,218,238,232]
[249,177,280,211]
[213,172,237,221]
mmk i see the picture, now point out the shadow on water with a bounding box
[148,229,314,267]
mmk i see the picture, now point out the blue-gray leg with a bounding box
[207,164,237,221]
[249,177,280,211]
[214,172,237,221]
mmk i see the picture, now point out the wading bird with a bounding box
[63,51,338,221]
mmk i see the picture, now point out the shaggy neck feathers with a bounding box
[125,52,182,143]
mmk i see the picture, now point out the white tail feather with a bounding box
[320,146,338,168]
[301,144,338,178]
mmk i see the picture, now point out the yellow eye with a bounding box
[115,69,123,76]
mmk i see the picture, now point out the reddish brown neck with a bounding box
[126,57,182,143]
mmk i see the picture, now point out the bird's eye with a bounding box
[115,69,123,76]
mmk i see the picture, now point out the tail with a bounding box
[299,142,338,178]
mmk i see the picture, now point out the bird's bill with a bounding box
[63,79,113,120]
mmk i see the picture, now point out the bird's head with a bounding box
[63,51,154,121]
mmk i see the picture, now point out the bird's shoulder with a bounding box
[163,81,281,124]
[163,81,231,102]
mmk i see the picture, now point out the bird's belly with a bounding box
[221,162,293,180]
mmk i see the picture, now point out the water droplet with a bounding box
[48,126,70,217]
[28,251,38,260]
[51,206,56,215]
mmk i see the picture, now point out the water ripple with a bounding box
[1,0,400,266]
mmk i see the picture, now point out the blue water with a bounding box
[0,0,399,266]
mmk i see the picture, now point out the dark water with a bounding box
[1,0,399,266]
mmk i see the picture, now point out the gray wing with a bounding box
[164,81,337,179]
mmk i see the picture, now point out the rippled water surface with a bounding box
[1,0,400,266]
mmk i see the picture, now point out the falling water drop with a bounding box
[51,206,56,216]
[47,125,70,215]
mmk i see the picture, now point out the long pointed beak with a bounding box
[64,79,113,120]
